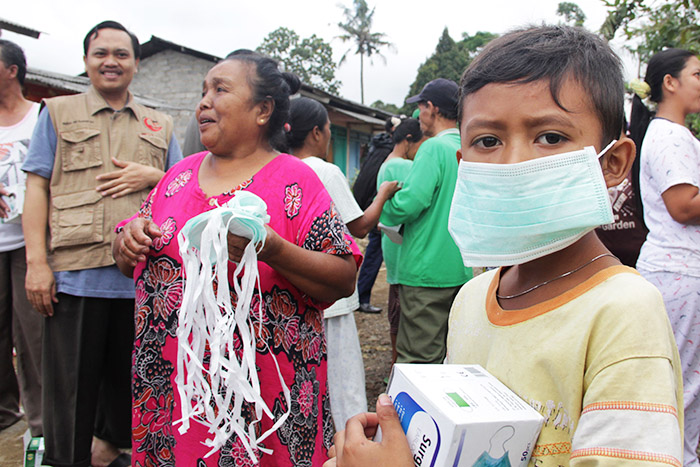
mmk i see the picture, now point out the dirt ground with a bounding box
[0,417,26,467]
[354,261,394,410]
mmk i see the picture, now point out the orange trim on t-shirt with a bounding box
[486,265,637,326]
[532,441,572,457]
[582,400,678,417]
[570,447,681,467]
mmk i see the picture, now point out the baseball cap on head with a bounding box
[405,78,458,115]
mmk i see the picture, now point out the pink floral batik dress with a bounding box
[129,152,361,467]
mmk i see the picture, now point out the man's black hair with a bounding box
[83,20,140,60]
[0,39,27,86]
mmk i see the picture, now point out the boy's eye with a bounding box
[473,136,500,149]
[537,133,566,145]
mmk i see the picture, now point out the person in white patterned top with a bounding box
[630,48,700,466]
[285,96,399,430]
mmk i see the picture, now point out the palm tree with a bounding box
[337,0,394,104]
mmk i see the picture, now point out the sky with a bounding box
[2,0,635,108]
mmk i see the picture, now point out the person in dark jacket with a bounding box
[352,118,395,313]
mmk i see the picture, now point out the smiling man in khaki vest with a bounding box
[22,21,182,467]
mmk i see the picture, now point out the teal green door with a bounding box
[330,125,348,175]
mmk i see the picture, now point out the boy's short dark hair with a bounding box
[0,39,27,86]
[83,20,140,60]
[459,25,624,145]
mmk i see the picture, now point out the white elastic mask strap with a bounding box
[174,193,289,462]
[597,139,617,159]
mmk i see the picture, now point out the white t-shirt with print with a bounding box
[0,102,40,252]
[302,156,362,317]
[637,118,700,276]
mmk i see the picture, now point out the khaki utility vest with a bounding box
[45,87,173,271]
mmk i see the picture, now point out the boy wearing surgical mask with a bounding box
[325,25,683,467]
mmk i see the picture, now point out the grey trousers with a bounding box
[0,246,43,436]
[396,284,462,364]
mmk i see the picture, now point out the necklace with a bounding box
[496,253,616,299]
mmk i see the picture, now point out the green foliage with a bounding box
[687,114,700,137]
[599,0,644,40]
[600,0,700,134]
[557,2,587,27]
[337,0,395,104]
[600,0,700,59]
[257,27,341,95]
[370,100,400,114]
[402,29,497,113]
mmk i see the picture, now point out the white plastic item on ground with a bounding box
[175,191,290,461]
[379,364,544,467]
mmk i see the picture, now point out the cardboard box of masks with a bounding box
[23,430,44,467]
[381,364,544,467]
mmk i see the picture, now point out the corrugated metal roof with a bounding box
[0,18,42,38]
[140,36,221,63]
[25,68,180,110]
[27,68,90,93]
[333,107,386,126]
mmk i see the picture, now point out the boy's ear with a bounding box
[456,148,463,163]
[601,137,635,188]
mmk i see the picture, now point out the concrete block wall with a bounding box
[130,50,216,146]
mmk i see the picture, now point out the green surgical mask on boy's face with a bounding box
[447,141,616,268]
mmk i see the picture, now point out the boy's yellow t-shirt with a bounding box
[446,266,683,467]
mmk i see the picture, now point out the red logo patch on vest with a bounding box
[144,117,162,132]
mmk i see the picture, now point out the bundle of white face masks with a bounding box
[175,191,290,460]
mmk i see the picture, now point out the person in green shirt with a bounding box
[376,117,425,364]
[381,79,472,364]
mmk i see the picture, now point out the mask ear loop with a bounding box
[596,139,618,159]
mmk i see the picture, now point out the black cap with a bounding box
[405,78,458,115]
